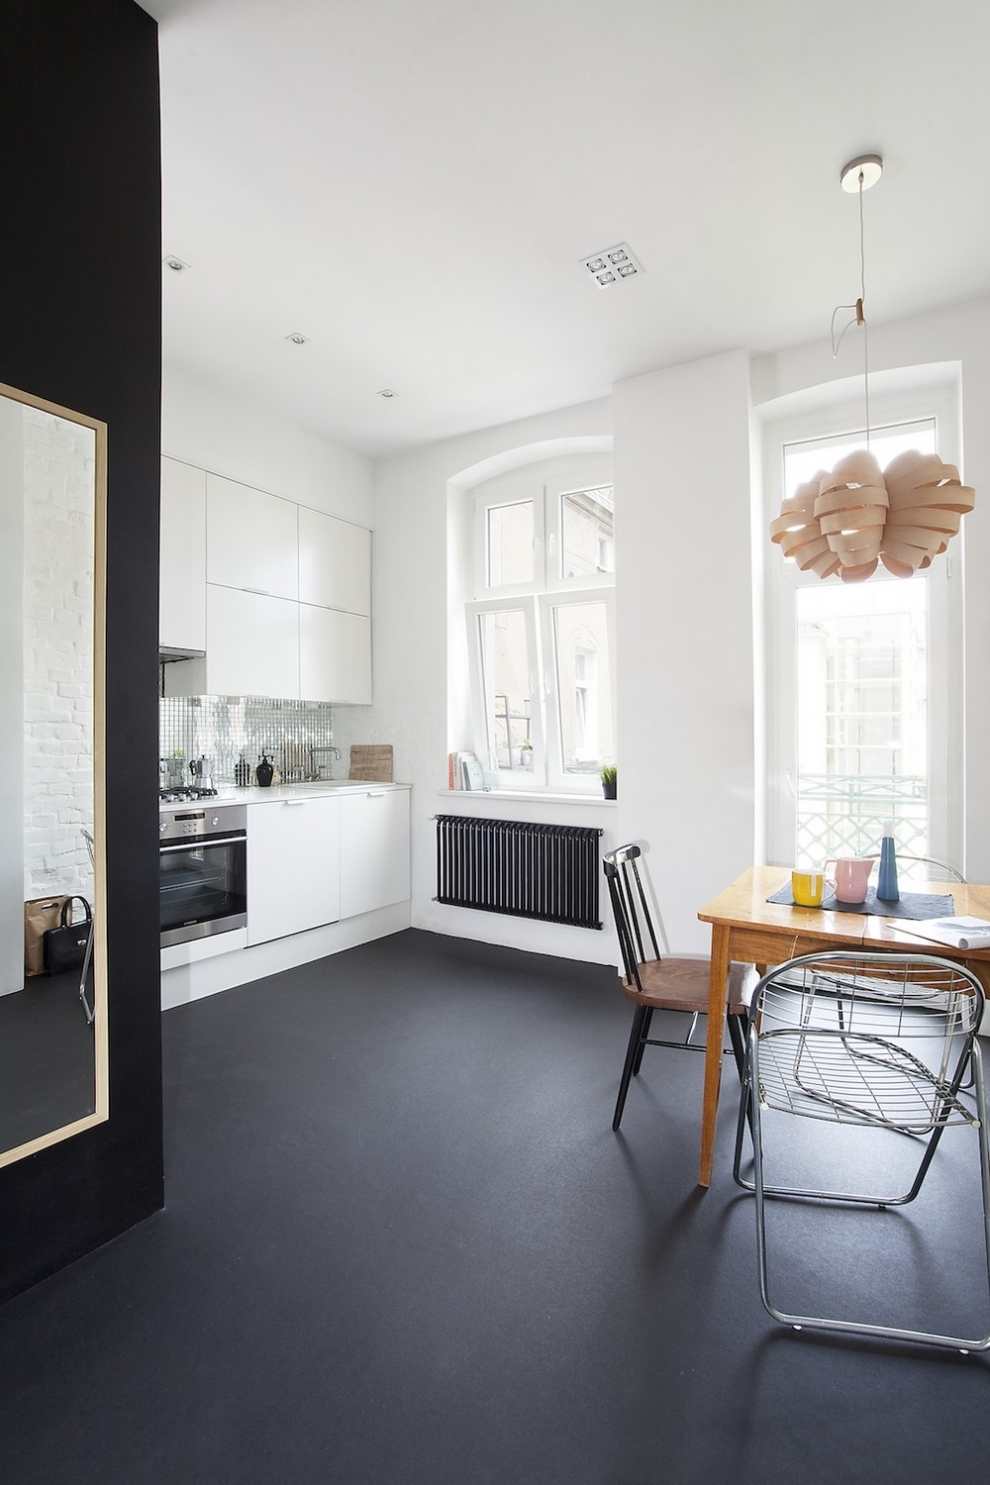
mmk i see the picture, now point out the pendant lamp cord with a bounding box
[829,168,872,450]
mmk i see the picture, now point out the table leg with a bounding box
[699,922,731,1187]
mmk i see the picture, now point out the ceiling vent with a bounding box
[580,242,643,289]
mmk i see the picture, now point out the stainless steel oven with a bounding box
[160,802,247,947]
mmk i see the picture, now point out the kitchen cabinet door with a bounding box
[299,603,372,704]
[160,457,206,652]
[247,796,341,944]
[298,506,371,616]
[206,473,299,600]
[205,584,300,699]
[339,789,410,919]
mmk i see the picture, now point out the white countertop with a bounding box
[160,781,410,811]
[217,781,409,803]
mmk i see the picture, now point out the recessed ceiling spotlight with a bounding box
[163,254,190,273]
[377,388,396,399]
[580,242,643,289]
[285,332,310,346]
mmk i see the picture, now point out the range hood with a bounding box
[159,645,206,663]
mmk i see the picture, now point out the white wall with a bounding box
[162,363,373,525]
[613,351,755,954]
[343,397,620,964]
[752,296,990,880]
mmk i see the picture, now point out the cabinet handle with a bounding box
[243,586,273,596]
[282,799,305,806]
[366,790,385,797]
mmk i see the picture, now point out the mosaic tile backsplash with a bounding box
[160,695,337,785]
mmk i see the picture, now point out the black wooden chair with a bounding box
[603,843,752,1131]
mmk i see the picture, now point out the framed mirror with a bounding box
[0,380,108,1167]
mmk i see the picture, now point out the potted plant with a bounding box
[519,738,533,768]
[601,764,617,800]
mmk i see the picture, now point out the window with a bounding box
[764,400,962,867]
[466,459,616,791]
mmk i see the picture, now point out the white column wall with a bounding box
[612,352,755,954]
[751,296,990,880]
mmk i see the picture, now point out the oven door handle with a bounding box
[160,835,247,853]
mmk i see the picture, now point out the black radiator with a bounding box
[435,816,603,929]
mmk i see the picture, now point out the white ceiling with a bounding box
[144,0,990,458]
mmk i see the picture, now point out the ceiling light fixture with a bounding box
[163,255,190,273]
[580,242,643,289]
[377,388,396,399]
[770,155,974,582]
[285,332,310,346]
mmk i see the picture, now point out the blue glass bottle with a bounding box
[877,818,899,902]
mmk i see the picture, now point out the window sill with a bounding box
[441,789,616,807]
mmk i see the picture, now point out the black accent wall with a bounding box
[0,0,163,1300]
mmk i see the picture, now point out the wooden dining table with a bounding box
[695,865,990,1188]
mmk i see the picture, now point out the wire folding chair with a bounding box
[733,950,990,1351]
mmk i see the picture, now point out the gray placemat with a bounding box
[767,885,954,919]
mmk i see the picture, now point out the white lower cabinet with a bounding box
[339,789,411,918]
[247,797,341,945]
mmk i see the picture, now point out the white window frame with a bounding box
[545,472,616,593]
[762,380,964,869]
[467,594,546,790]
[465,453,615,794]
[538,589,617,792]
[472,467,546,600]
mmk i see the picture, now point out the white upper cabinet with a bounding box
[204,586,300,699]
[160,458,206,652]
[206,473,299,601]
[299,604,372,704]
[163,460,373,702]
[298,506,371,615]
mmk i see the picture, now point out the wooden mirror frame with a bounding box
[0,379,109,1168]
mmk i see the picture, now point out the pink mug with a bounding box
[824,857,873,904]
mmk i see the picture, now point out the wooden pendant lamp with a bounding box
[770,155,975,583]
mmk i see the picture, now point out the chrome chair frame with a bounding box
[733,949,990,1352]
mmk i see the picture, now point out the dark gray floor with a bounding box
[1,928,989,1484]
[0,967,95,1150]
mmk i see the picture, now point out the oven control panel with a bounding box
[159,803,247,843]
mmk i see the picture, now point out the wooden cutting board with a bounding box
[348,744,393,782]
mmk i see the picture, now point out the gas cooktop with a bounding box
[159,785,220,804]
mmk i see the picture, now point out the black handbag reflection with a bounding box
[42,895,92,976]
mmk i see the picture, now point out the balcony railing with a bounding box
[796,773,927,861]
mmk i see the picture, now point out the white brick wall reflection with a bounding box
[23,408,95,901]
